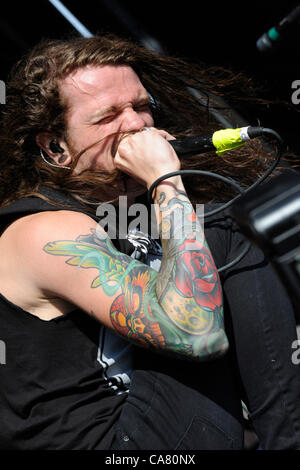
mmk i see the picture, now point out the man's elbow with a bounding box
[189,328,229,362]
[154,328,229,363]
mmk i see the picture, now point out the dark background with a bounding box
[1,1,300,152]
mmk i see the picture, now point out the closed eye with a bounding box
[93,101,152,125]
[95,115,114,125]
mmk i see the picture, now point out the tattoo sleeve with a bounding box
[43,194,228,361]
[154,190,228,359]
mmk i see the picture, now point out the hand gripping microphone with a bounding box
[148,125,284,273]
[169,126,266,157]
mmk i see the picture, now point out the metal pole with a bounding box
[48,0,93,37]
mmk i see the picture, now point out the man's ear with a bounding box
[36,132,72,167]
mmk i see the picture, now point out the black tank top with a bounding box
[0,187,245,449]
[0,187,134,450]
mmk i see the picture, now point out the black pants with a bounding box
[112,214,300,450]
[222,238,300,449]
[109,369,244,450]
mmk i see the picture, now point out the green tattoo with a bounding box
[43,195,228,361]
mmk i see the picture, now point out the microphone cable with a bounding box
[147,127,284,272]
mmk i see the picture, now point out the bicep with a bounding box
[22,211,153,328]
[20,211,168,351]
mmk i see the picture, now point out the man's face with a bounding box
[59,64,154,175]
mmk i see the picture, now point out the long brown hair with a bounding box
[0,34,292,209]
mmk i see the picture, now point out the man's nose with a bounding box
[121,108,146,132]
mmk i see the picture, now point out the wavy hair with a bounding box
[0,34,292,208]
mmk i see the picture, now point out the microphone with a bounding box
[256,6,300,53]
[169,126,265,157]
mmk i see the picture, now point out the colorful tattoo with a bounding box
[155,190,227,357]
[44,231,178,350]
[43,194,228,360]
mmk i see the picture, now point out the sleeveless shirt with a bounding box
[0,186,247,449]
[0,186,137,450]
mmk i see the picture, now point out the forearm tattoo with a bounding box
[43,195,227,360]
[155,190,227,357]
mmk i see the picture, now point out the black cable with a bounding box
[147,127,284,271]
[218,242,252,273]
[147,169,246,205]
[205,127,283,217]
[204,127,284,218]
[147,169,251,272]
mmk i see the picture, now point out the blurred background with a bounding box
[1,1,299,153]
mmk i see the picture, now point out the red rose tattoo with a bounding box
[174,239,222,309]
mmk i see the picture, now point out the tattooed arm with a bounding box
[38,179,227,361]
[151,179,228,359]
[38,203,226,361]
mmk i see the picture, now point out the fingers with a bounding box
[114,127,180,187]
[141,127,176,141]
